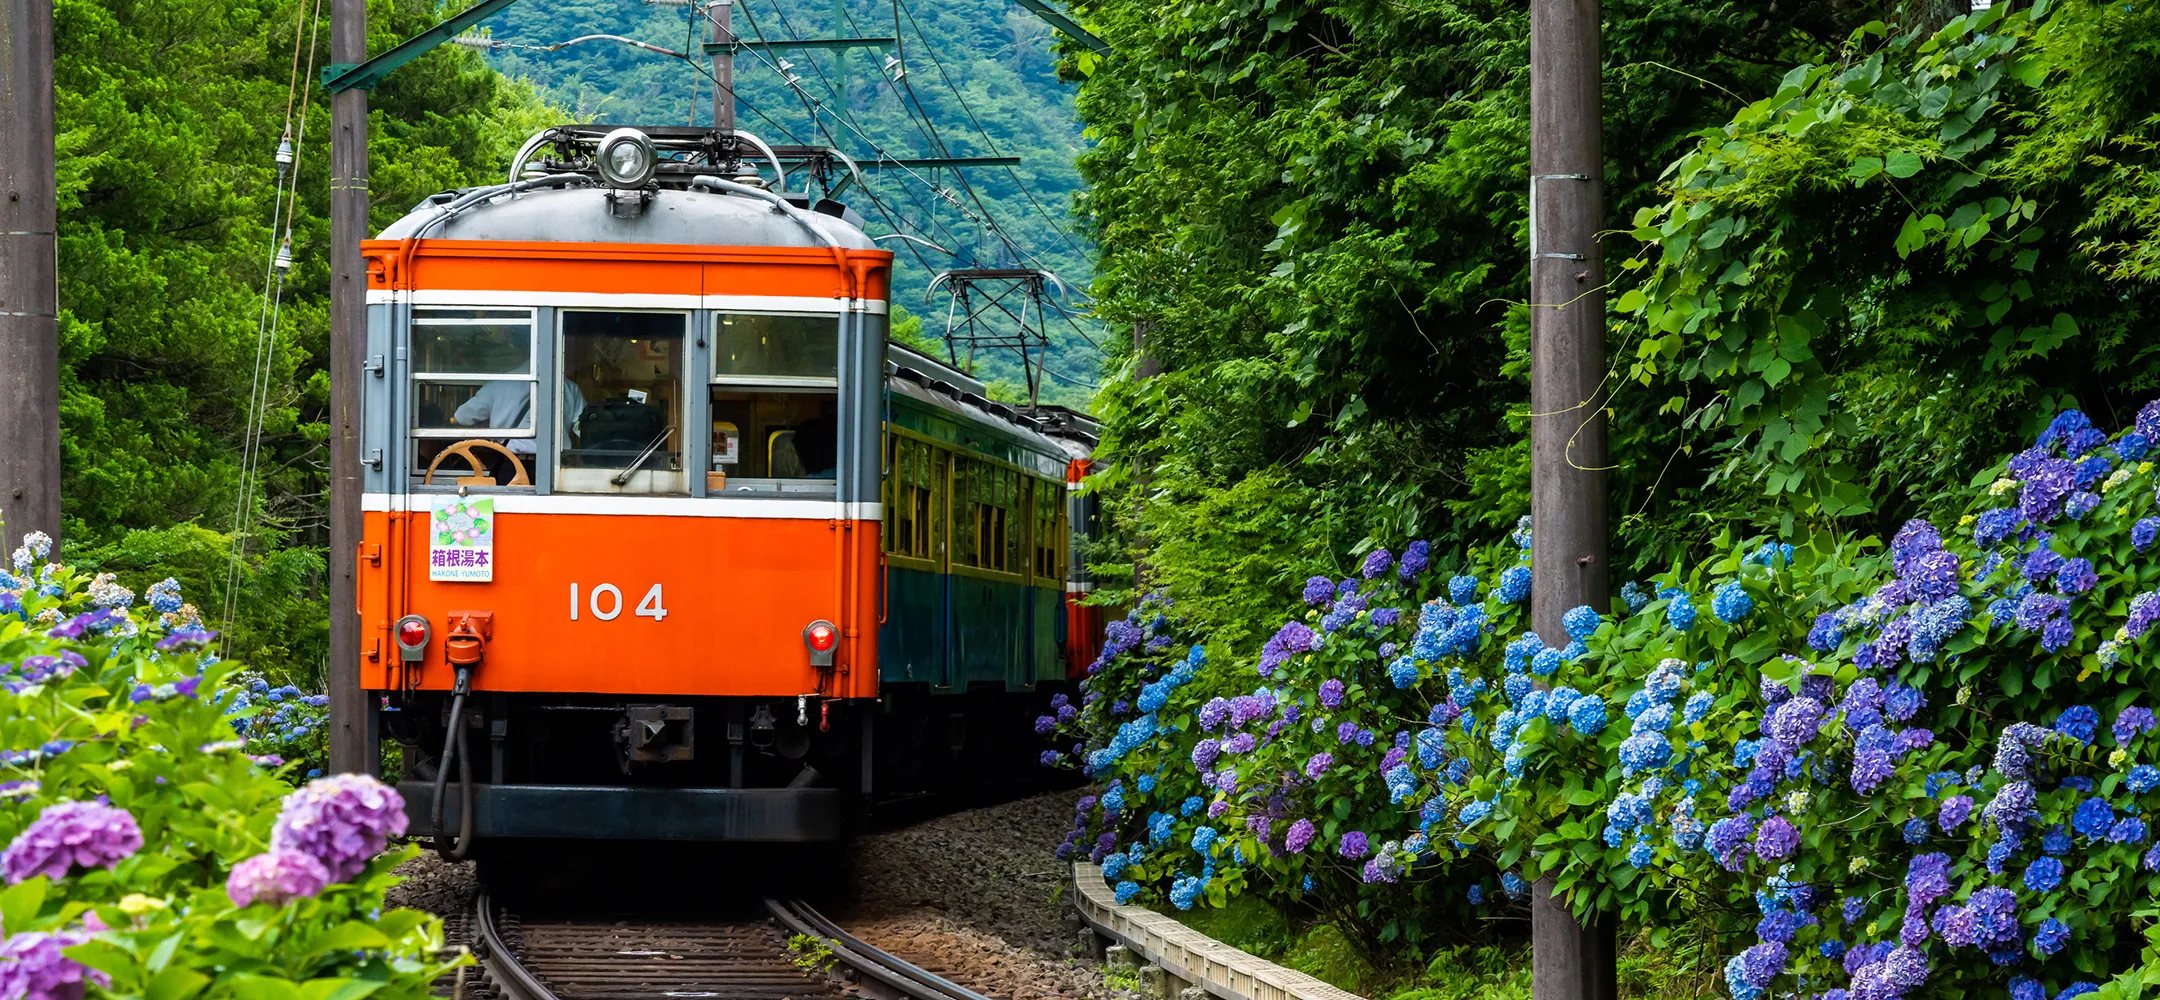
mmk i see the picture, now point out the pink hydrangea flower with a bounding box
[226,849,332,908]
[2,801,143,884]
[270,774,408,882]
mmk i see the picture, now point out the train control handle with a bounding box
[423,440,530,487]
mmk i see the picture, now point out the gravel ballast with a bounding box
[840,790,1131,1000]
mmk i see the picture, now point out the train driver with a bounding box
[454,370,587,483]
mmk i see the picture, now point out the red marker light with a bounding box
[806,622,837,652]
[398,619,428,647]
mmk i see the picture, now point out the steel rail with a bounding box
[469,890,988,1000]
[764,898,995,1000]
[472,890,555,1000]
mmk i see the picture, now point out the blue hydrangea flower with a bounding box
[1619,733,1672,777]
[1449,575,1478,604]
[1563,605,1600,641]
[2023,856,2064,892]
[1569,697,1608,737]
[1388,657,1419,689]
[1531,648,1562,676]
[2073,797,2115,839]
[1496,567,1530,604]
[1711,582,1753,625]
[1667,593,1698,632]
[2128,765,2160,794]
[1684,691,1714,725]
[1622,581,1650,613]
[2057,705,2100,745]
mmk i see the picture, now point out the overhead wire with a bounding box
[723,0,971,259]
[887,0,1089,262]
[225,0,324,637]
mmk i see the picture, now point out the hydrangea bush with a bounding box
[1054,401,2160,999]
[0,531,458,1000]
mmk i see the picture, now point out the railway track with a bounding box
[461,891,996,1000]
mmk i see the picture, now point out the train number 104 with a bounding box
[569,582,669,622]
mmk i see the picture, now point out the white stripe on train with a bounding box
[363,289,888,314]
[363,493,882,520]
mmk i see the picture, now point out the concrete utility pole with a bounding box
[710,0,735,131]
[1527,0,1615,998]
[327,0,370,775]
[0,0,61,557]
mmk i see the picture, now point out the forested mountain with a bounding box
[480,0,1102,404]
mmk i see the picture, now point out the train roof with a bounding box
[376,125,879,252]
[377,184,878,251]
[886,341,1098,462]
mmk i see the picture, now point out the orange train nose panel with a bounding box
[359,510,881,698]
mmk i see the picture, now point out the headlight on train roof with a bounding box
[596,128,657,189]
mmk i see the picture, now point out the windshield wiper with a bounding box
[611,427,675,487]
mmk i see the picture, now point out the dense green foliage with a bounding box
[53,0,555,681]
[1055,387,2160,1000]
[0,542,455,999]
[485,0,1101,402]
[1069,0,2160,647]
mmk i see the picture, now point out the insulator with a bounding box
[273,238,293,273]
[447,34,498,49]
[273,128,294,171]
[777,58,795,72]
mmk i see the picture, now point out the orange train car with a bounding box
[354,126,1098,848]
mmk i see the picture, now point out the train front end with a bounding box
[354,127,891,846]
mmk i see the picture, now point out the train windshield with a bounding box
[409,308,539,488]
[707,313,839,496]
[557,310,688,495]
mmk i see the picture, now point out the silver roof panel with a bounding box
[376,185,878,250]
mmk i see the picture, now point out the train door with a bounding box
[936,447,954,690]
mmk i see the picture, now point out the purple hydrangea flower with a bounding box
[0,931,106,1000]
[1305,752,1333,779]
[1191,739,1222,770]
[1767,697,1825,748]
[226,849,332,907]
[1338,831,1369,859]
[1302,576,1334,606]
[1,801,143,884]
[1985,781,2038,832]
[1361,550,1392,580]
[1319,678,1346,709]
[2020,459,2078,522]
[1399,541,1430,580]
[1285,818,1315,853]
[1737,941,1787,989]
[2115,706,2157,746]
[270,774,409,882]
[1754,815,1800,860]
[2055,558,2098,594]
[2136,519,2160,553]
[1938,795,1973,832]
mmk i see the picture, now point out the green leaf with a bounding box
[1847,156,1884,182]
[1884,150,1924,178]
[146,968,210,1000]
[0,879,45,934]
[300,980,387,1000]
[314,923,394,952]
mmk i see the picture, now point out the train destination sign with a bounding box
[428,495,496,582]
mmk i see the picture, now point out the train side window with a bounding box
[886,436,936,561]
[711,313,839,383]
[957,458,1019,575]
[708,313,839,497]
[556,310,688,495]
[408,308,537,487]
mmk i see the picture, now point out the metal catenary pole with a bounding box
[711,0,736,131]
[0,0,61,556]
[1527,0,1615,998]
[327,0,371,775]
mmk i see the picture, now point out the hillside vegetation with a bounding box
[482,0,1102,402]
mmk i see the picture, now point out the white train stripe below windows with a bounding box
[362,493,882,520]
[365,289,888,314]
